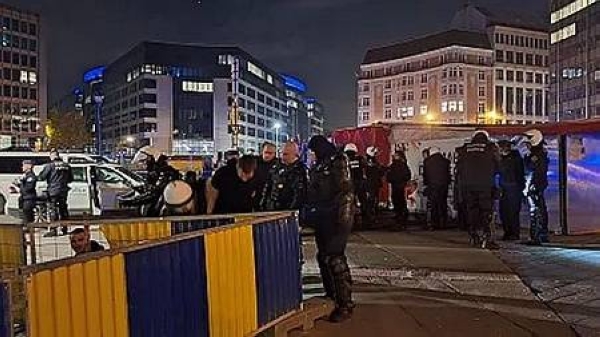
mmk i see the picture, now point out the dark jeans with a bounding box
[391,184,408,222]
[428,185,448,229]
[527,190,548,243]
[465,189,493,240]
[48,194,69,221]
[22,199,35,224]
[500,185,523,238]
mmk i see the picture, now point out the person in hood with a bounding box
[423,147,451,230]
[306,135,355,323]
[523,129,549,245]
[387,150,412,228]
[498,140,525,241]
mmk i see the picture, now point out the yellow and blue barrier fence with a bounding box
[23,212,301,337]
[0,281,9,337]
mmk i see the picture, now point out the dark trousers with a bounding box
[500,185,523,238]
[391,184,408,222]
[22,200,35,224]
[48,194,69,221]
[527,190,548,243]
[428,185,448,229]
[314,207,353,309]
[354,181,368,217]
[364,184,380,219]
[465,189,493,240]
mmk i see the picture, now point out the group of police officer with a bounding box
[456,129,549,249]
[15,149,74,237]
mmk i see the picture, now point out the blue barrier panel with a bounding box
[253,217,302,326]
[0,282,8,337]
[125,238,209,337]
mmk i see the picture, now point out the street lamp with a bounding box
[273,122,282,149]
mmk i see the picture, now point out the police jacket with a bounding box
[346,153,366,184]
[423,153,451,187]
[307,154,355,225]
[261,159,308,211]
[499,150,526,189]
[255,158,279,209]
[365,157,384,190]
[525,145,549,191]
[17,170,37,201]
[459,140,498,190]
[387,160,411,187]
[38,159,74,196]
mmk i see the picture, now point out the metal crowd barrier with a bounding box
[2,211,302,337]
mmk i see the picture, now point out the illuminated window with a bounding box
[441,102,448,113]
[247,62,265,79]
[458,101,464,112]
[182,81,213,93]
[551,23,576,44]
[551,0,597,24]
[28,71,37,85]
[420,105,428,115]
[20,70,28,83]
[449,101,457,112]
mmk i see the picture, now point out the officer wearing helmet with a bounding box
[344,143,368,224]
[523,129,549,245]
[364,146,384,223]
[423,147,451,230]
[458,130,499,249]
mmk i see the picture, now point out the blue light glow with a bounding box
[83,66,106,83]
[281,74,307,93]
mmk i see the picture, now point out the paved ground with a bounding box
[296,227,598,337]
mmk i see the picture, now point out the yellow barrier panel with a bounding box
[0,226,24,270]
[27,254,129,337]
[100,221,171,249]
[205,224,258,337]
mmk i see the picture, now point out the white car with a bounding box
[0,152,144,218]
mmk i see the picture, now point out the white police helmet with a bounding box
[132,146,163,164]
[366,146,378,157]
[344,143,359,153]
[523,129,544,147]
[472,130,490,141]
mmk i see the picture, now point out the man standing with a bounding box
[261,142,308,212]
[207,155,258,215]
[498,140,525,241]
[523,129,549,245]
[459,131,499,249]
[16,160,37,224]
[364,146,384,224]
[38,149,73,236]
[387,150,412,228]
[255,142,279,211]
[423,148,451,230]
[344,143,368,223]
[306,135,355,323]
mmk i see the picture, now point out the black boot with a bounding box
[317,254,335,300]
[327,255,354,323]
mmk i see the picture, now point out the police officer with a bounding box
[458,131,499,249]
[261,142,308,211]
[365,146,384,223]
[306,135,355,323]
[498,140,525,241]
[423,147,451,230]
[16,160,37,224]
[387,150,412,227]
[255,142,279,211]
[344,143,368,224]
[523,129,549,245]
[454,143,468,231]
[39,149,74,236]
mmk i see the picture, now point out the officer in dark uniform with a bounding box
[454,143,468,231]
[387,150,412,227]
[498,140,525,241]
[261,142,308,212]
[255,142,279,211]
[523,129,549,245]
[38,149,74,236]
[16,160,37,224]
[423,147,451,230]
[306,135,355,323]
[364,146,384,223]
[459,131,499,249]
[344,143,368,223]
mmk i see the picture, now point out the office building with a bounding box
[102,41,289,156]
[452,4,550,124]
[0,3,45,148]
[549,0,600,121]
[306,97,324,137]
[358,30,494,126]
[82,66,105,153]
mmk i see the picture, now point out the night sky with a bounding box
[8,0,547,129]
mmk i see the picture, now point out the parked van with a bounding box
[0,152,143,218]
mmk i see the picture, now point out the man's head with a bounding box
[344,143,358,156]
[22,160,33,172]
[49,148,59,161]
[422,148,431,159]
[393,150,406,162]
[70,228,91,255]
[237,155,257,182]
[282,142,300,165]
[498,140,513,156]
[261,142,277,162]
[225,148,240,162]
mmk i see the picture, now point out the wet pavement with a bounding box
[296,228,597,337]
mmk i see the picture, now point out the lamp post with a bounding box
[274,122,282,149]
